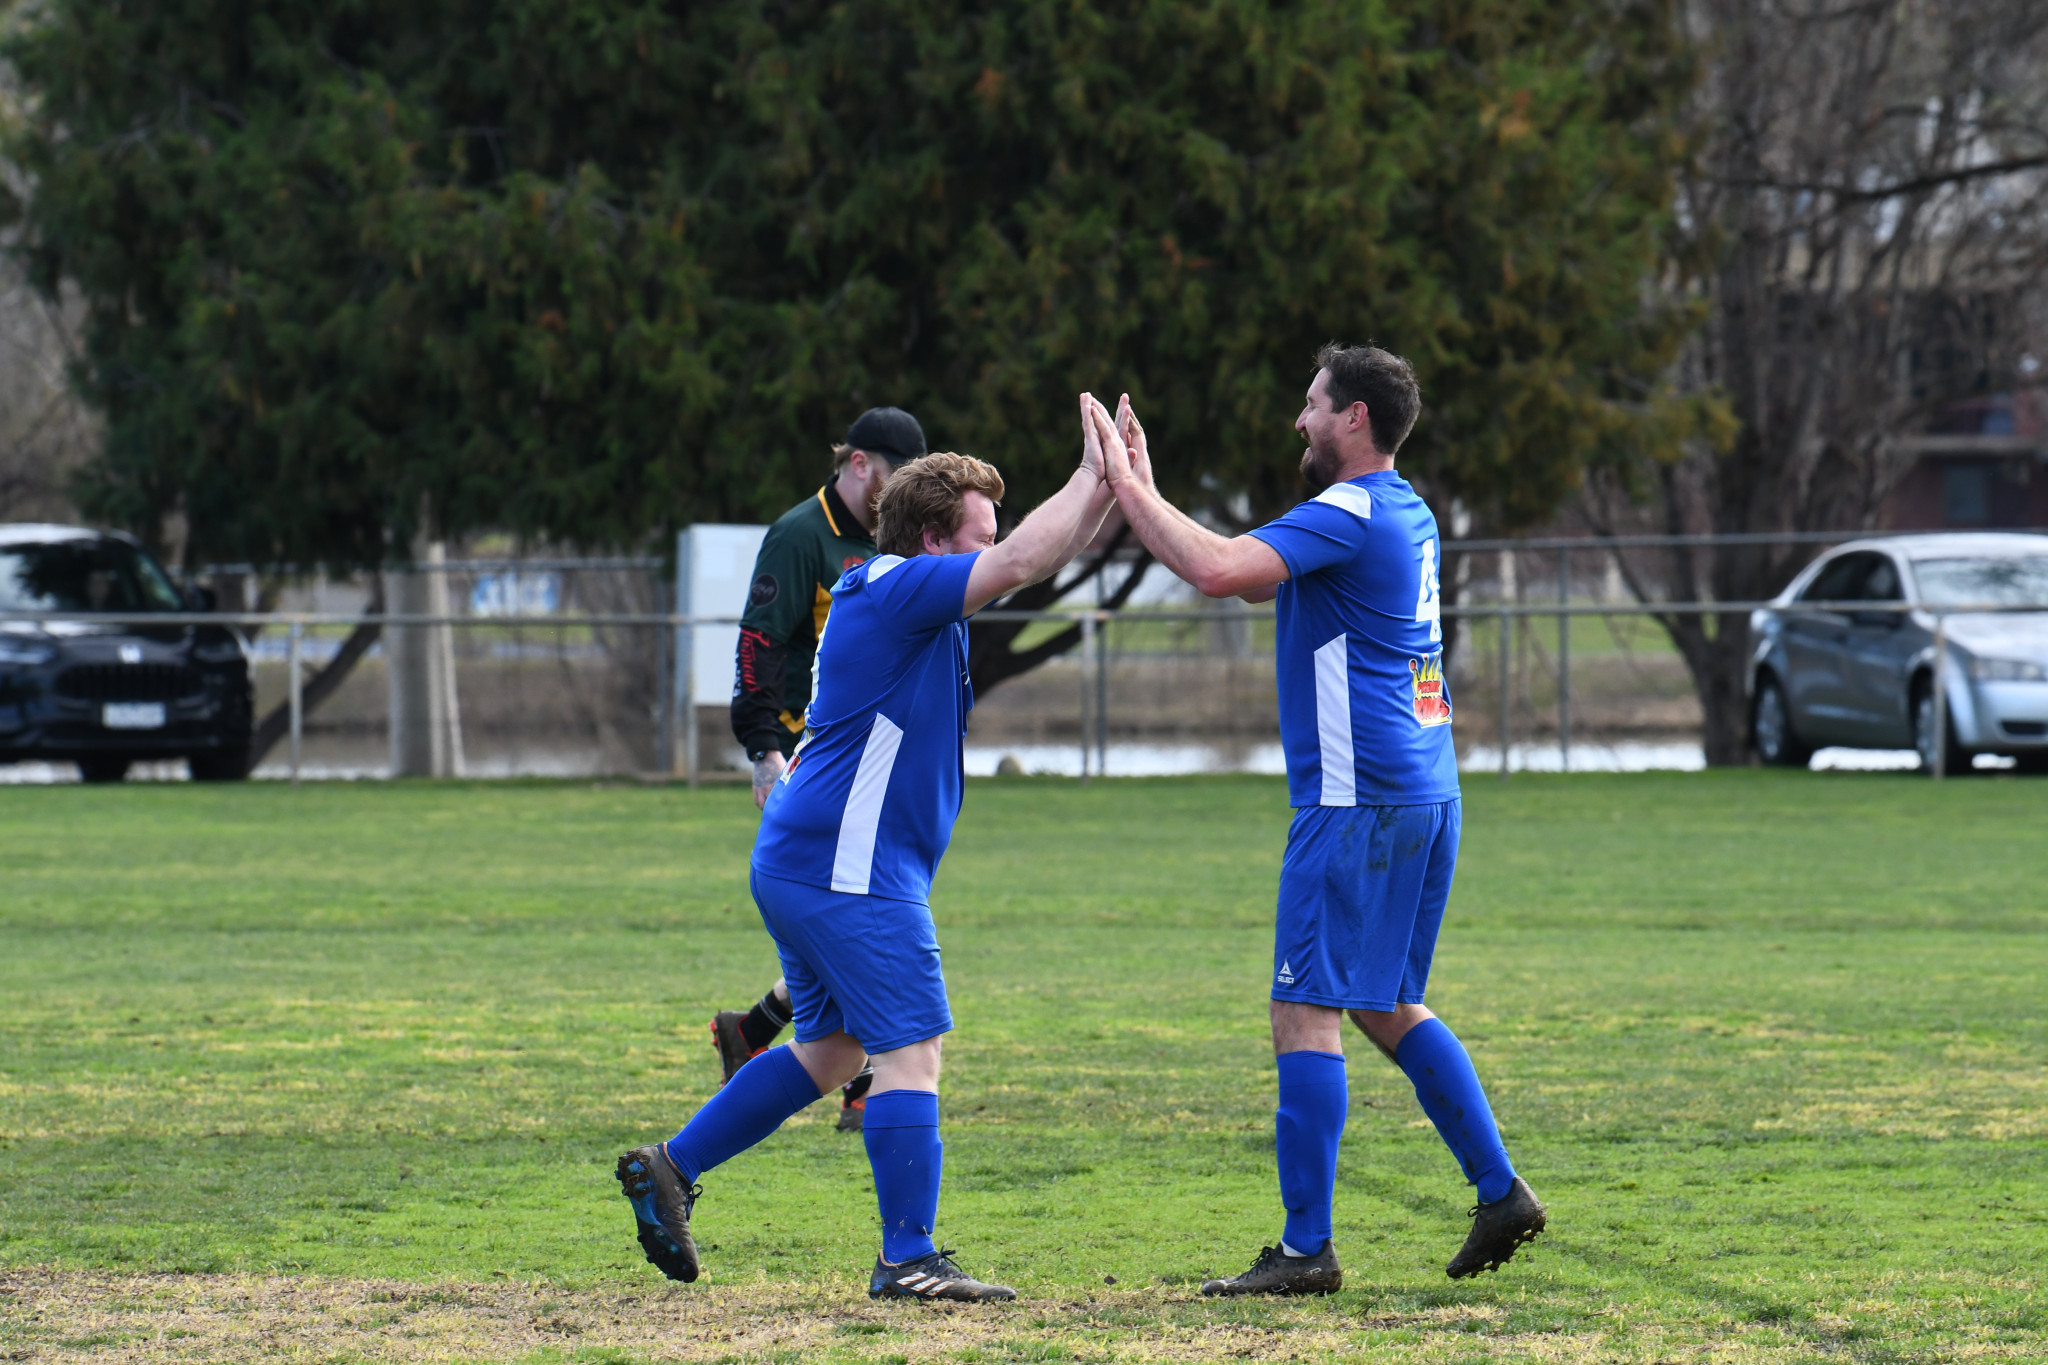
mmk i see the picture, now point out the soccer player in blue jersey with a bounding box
[617,400,1118,1302]
[1090,345,1546,1293]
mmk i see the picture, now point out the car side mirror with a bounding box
[1850,608,1903,629]
[187,585,219,612]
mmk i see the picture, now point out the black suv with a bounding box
[0,524,253,781]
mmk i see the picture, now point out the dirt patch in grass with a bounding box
[2,1267,2006,1364]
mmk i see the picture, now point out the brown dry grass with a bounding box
[6,1268,2016,1365]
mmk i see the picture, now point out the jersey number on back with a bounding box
[1414,539,1441,644]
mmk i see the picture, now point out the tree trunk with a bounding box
[1693,613,1756,767]
[967,521,1153,697]
[1588,0,2048,765]
[248,579,385,765]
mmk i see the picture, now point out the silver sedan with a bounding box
[1748,532,2048,773]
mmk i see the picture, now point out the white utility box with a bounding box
[676,524,769,707]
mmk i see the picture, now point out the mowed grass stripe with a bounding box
[0,773,2043,1364]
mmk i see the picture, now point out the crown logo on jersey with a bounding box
[1410,652,1452,727]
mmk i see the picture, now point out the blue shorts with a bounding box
[1271,800,1461,1012]
[749,866,953,1056]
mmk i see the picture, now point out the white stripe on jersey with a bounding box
[830,714,905,894]
[866,554,906,582]
[1314,482,1373,521]
[1313,635,1355,806]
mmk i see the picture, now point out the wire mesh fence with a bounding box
[6,530,2043,782]
[245,619,671,780]
[236,558,672,780]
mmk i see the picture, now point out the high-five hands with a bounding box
[1078,392,1109,483]
[1079,388,1290,602]
[1114,394,1156,492]
[1083,394,1134,489]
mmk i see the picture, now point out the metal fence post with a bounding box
[675,530,697,787]
[1079,613,1096,784]
[1932,616,1948,780]
[1094,610,1109,779]
[439,608,465,780]
[656,592,675,777]
[287,619,303,786]
[1497,604,1512,780]
[1557,547,1571,772]
[681,615,698,789]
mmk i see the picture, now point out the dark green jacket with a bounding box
[730,481,875,759]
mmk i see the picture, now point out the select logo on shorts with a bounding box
[1277,959,1296,986]
[1410,652,1452,727]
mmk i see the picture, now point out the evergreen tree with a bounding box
[3,0,1703,569]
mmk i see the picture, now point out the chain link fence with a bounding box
[6,530,2041,782]
[229,558,671,779]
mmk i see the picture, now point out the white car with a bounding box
[1748,532,2048,773]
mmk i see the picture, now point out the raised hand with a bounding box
[1086,395,1134,488]
[1078,392,1108,482]
[1116,394,1156,491]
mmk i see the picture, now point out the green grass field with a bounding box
[1,772,2043,1362]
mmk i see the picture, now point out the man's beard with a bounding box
[1299,440,1343,493]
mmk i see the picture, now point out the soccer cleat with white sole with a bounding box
[869,1248,1016,1302]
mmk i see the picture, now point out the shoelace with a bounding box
[652,1143,705,1203]
[891,1250,967,1296]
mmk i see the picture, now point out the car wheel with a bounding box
[1752,676,1812,767]
[1912,684,1971,776]
[189,749,251,782]
[76,757,130,784]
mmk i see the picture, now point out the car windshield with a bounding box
[0,540,185,613]
[1913,556,2048,610]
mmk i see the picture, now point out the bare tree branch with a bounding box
[1583,0,2048,763]
[1717,154,2048,203]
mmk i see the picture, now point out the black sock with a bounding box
[737,987,792,1052]
[842,1065,874,1104]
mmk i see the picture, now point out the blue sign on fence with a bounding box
[471,572,560,618]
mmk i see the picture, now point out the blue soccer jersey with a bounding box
[751,550,979,903]
[1247,471,1459,807]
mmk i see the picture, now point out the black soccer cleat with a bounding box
[1446,1176,1546,1279]
[837,1066,874,1133]
[869,1248,1017,1302]
[616,1144,702,1282]
[1199,1241,1342,1297]
[709,1010,763,1087]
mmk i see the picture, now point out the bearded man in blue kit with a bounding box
[616,398,1117,1302]
[1088,345,1546,1294]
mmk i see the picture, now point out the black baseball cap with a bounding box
[843,407,927,466]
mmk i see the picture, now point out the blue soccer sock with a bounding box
[1274,1049,1348,1255]
[665,1045,822,1184]
[1395,1018,1516,1204]
[863,1089,942,1264]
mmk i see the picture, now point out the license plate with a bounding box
[103,702,166,730]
